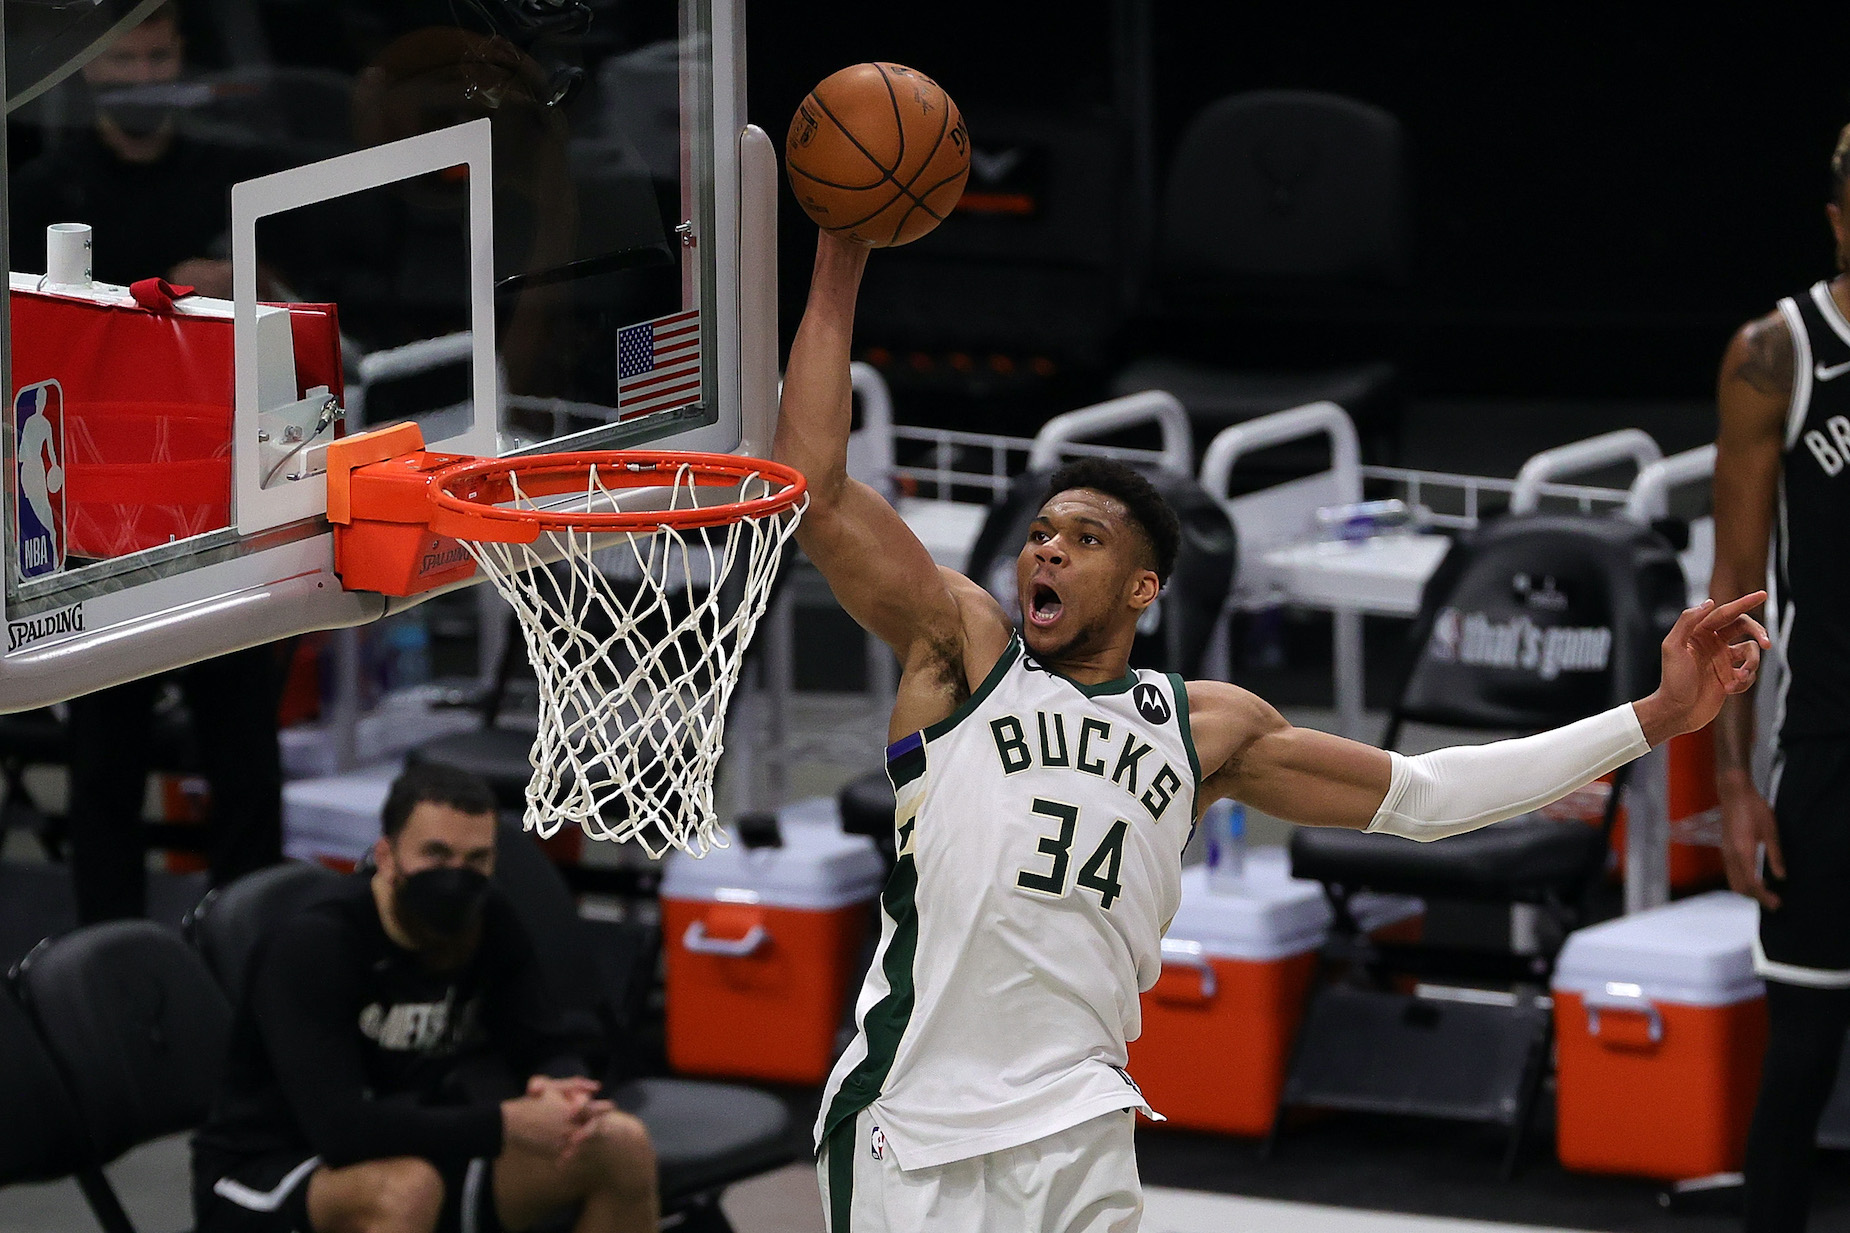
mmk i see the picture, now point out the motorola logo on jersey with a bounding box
[1133,682,1171,725]
[1426,607,1612,680]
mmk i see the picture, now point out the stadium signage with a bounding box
[1426,607,1611,681]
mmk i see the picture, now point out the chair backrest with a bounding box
[963,467,1237,678]
[0,986,90,1184]
[1391,514,1686,737]
[488,820,633,1049]
[1159,90,1407,301]
[15,921,231,1163]
[188,861,345,1008]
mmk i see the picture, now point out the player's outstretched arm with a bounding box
[773,232,970,660]
[1194,594,1771,837]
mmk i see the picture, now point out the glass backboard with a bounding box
[0,0,774,707]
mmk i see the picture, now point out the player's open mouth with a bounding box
[1028,583,1063,627]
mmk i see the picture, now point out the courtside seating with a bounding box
[1115,90,1407,460]
[10,920,232,1233]
[406,610,546,818]
[186,859,345,1008]
[0,983,92,1190]
[487,821,801,1228]
[192,841,797,1233]
[1275,513,1686,1176]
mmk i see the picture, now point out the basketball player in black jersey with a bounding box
[1712,122,1850,1233]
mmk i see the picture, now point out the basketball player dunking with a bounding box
[1713,123,1850,1233]
[777,230,1770,1232]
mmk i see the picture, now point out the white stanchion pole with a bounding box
[44,223,93,288]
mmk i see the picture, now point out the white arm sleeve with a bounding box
[1366,704,1650,843]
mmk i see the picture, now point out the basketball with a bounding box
[785,62,970,247]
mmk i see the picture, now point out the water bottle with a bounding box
[1204,799,1247,892]
[380,615,431,692]
[1314,498,1415,543]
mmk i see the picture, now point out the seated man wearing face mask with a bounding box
[190,762,659,1233]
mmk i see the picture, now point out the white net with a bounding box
[457,460,805,857]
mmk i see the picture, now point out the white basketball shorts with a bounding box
[816,1107,1141,1233]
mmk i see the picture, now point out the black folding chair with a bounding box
[192,834,798,1233]
[11,920,232,1233]
[0,983,93,1190]
[1115,89,1409,460]
[185,859,346,1008]
[1274,513,1687,1176]
[487,822,801,1231]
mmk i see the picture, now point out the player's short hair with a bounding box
[1833,122,1850,206]
[382,762,498,839]
[1042,458,1180,584]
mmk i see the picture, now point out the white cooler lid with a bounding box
[661,822,886,910]
[1165,850,1332,962]
[1553,890,1765,1007]
[282,762,399,856]
[1164,847,1425,963]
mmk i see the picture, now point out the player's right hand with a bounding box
[1719,779,1784,910]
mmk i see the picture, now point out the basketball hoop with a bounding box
[327,424,807,857]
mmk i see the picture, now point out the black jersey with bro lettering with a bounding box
[1773,282,1850,741]
[192,873,591,1173]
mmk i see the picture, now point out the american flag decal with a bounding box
[616,308,701,421]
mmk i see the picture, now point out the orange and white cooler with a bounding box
[661,826,885,1084]
[1129,847,1422,1135]
[1553,890,1767,1180]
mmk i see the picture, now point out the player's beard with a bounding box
[1028,609,1112,666]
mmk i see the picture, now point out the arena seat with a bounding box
[1115,89,1408,460]
[184,859,345,1009]
[11,920,232,1233]
[0,984,91,1188]
[192,833,796,1231]
[0,697,202,861]
[486,820,800,1227]
[1274,512,1687,1176]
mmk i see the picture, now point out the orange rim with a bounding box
[428,450,807,540]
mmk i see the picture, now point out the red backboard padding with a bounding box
[10,290,342,558]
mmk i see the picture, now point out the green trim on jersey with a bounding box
[821,852,920,1139]
[1033,658,1140,698]
[921,636,1023,743]
[826,1117,855,1231]
[1167,672,1204,788]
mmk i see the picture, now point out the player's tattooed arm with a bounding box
[1728,312,1794,399]
[1711,310,1788,903]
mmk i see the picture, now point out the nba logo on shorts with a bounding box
[14,381,66,579]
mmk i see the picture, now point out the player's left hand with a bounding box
[527,1074,604,1116]
[1635,593,1770,745]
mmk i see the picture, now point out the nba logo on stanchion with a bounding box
[13,381,65,580]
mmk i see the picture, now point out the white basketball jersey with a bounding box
[815,635,1199,1170]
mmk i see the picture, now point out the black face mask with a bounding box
[97,101,174,139]
[394,866,490,941]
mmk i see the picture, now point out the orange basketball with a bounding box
[786,62,970,247]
